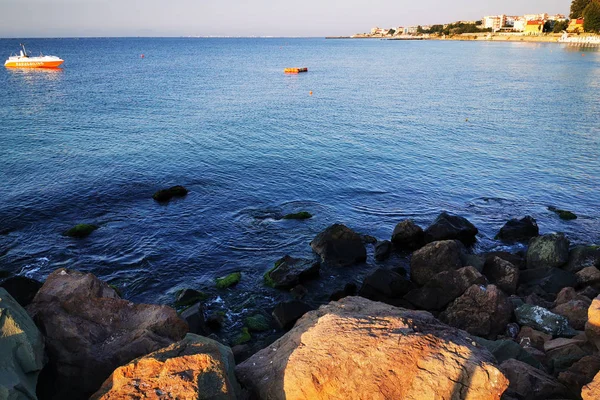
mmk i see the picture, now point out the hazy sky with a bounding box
[0,0,570,37]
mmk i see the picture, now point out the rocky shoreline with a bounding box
[2,204,600,399]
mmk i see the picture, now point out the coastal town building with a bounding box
[524,13,548,21]
[403,26,418,34]
[567,19,585,33]
[513,17,526,31]
[524,20,544,35]
[483,15,506,31]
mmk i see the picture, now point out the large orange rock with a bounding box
[582,370,600,400]
[235,296,508,400]
[585,294,600,351]
[27,268,188,399]
[91,333,241,399]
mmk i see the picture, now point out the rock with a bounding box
[358,268,415,306]
[215,272,241,289]
[329,283,357,302]
[206,312,225,331]
[582,370,600,400]
[236,296,508,400]
[361,235,377,244]
[283,211,312,220]
[264,256,320,289]
[515,304,575,337]
[391,219,424,250]
[440,284,513,339]
[526,233,570,269]
[558,355,600,395]
[404,266,487,311]
[566,245,600,273]
[473,337,542,369]
[548,205,577,220]
[546,342,588,374]
[272,300,313,330]
[410,239,464,286]
[482,256,519,295]
[577,266,600,288]
[485,251,526,270]
[0,276,43,307]
[374,240,392,261]
[519,267,577,295]
[424,212,479,245]
[585,295,600,352]
[245,314,270,332]
[91,333,240,400]
[310,224,367,267]
[505,323,520,339]
[552,300,591,330]
[495,216,539,243]
[180,302,207,335]
[524,292,555,309]
[0,288,45,400]
[234,327,252,345]
[555,287,592,306]
[290,284,308,300]
[27,268,188,399]
[0,270,11,279]
[580,286,600,300]
[174,288,207,308]
[461,253,486,272]
[517,326,552,351]
[499,359,570,400]
[152,185,188,202]
[63,223,98,238]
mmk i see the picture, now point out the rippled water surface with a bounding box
[1,38,599,314]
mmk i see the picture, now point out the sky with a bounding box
[0,0,570,38]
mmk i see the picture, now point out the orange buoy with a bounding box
[309,91,313,95]
[141,54,145,58]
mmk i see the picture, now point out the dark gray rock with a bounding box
[358,268,415,307]
[566,245,600,273]
[264,255,320,289]
[180,302,207,335]
[0,276,43,307]
[526,233,570,269]
[374,240,392,261]
[495,216,539,243]
[329,283,357,302]
[424,212,478,245]
[500,359,570,400]
[410,239,464,286]
[485,251,526,270]
[272,301,313,330]
[391,219,424,250]
[152,185,188,202]
[482,256,519,295]
[519,267,577,295]
[515,304,576,337]
[473,337,542,369]
[310,224,366,267]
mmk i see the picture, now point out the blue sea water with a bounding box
[0,38,599,321]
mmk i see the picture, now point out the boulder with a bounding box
[424,212,479,245]
[558,355,600,395]
[566,245,600,273]
[485,251,525,270]
[264,256,320,289]
[358,268,414,307]
[555,287,592,306]
[552,300,591,330]
[495,216,539,243]
[473,337,542,369]
[482,256,519,295]
[517,326,552,351]
[526,233,570,269]
[0,276,43,307]
[152,185,188,202]
[329,283,357,302]
[440,284,513,339]
[515,304,575,337]
[546,342,588,374]
[391,219,424,250]
[410,239,464,286]
[577,266,600,289]
[272,300,313,330]
[180,302,207,335]
[174,288,207,308]
[519,267,577,295]
[91,333,241,400]
[404,266,486,311]
[499,359,570,400]
[580,286,600,301]
[0,288,45,400]
[374,240,392,261]
[26,268,188,399]
[582,370,600,400]
[585,295,600,352]
[236,296,509,400]
[310,224,366,267]
[548,206,577,220]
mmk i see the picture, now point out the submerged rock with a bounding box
[424,212,478,245]
[152,185,188,202]
[526,233,570,269]
[236,296,508,400]
[174,288,207,308]
[63,223,98,238]
[245,314,270,332]
[0,276,43,307]
[495,216,539,243]
[264,256,319,289]
[234,327,252,345]
[91,333,241,400]
[0,289,45,400]
[310,224,366,267]
[410,239,464,286]
[215,272,241,289]
[282,211,312,220]
[391,219,424,250]
[548,206,577,220]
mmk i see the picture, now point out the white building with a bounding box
[524,13,548,21]
[513,17,527,32]
[483,15,507,31]
[404,26,418,34]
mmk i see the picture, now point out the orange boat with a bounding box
[284,67,308,74]
[4,44,64,69]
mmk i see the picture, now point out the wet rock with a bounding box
[206,312,225,331]
[63,223,98,238]
[358,268,415,307]
[566,245,600,273]
[215,272,241,289]
[91,333,240,400]
[0,276,43,307]
[515,304,575,337]
[482,256,519,295]
[404,266,486,311]
[233,327,252,345]
[499,359,570,400]
[495,216,539,243]
[236,296,509,400]
[374,240,392,261]
[585,295,600,352]
[461,252,486,272]
[283,211,312,220]
[424,212,479,245]
[27,268,188,399]
[440,284,513,339]
[264,255,319,289]
[558,355,600,395]
[272,300,313,330]
[485,251,526,270]
[410,239,464,286]
[577,266,600,289]
[174,288,207,308]
[180,302,207,335]
[310,224,366,267]
[361,235,378,244]
[548,205,577,220]
[329,283,357,302]
[391,219,424,250]
[526,233,570,269]
[245,314,270,332]
[0,289,45,400]
[517,326,552,351]
[519,267,577,295]
[552,300,591,330]
[0,270,11,279]
[473,337,542,369]
[582,370,600,400]
[152,185,188,202]
[290,284,308,300]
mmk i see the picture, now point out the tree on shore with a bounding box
[543,21,555,32]
[553,20,570,32]
[571,0,593,18]
[583,0,600,32]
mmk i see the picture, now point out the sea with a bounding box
[0,38,599,334]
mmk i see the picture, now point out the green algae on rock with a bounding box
[216,272,241,289]
[152,185,188,202]
[233,327,251,345]
[283,211,313,220]
[245,314,270,332]
[174,288,207,308]
[548,206,577,220]
[64,224,99,238]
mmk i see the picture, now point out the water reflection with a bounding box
[6,67,64,83]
